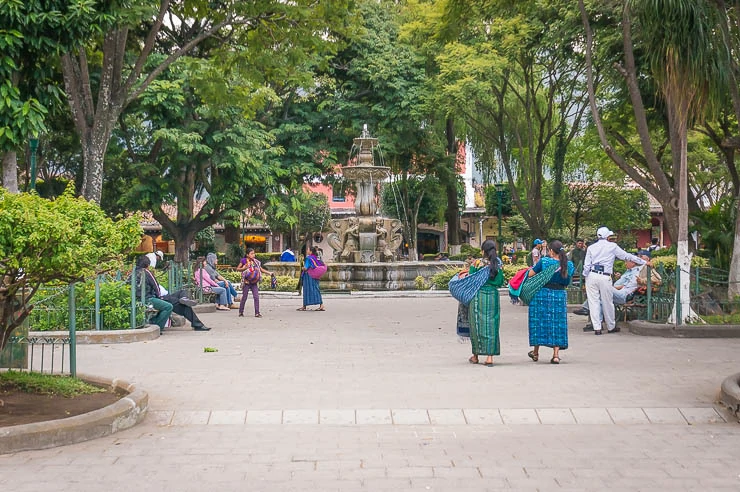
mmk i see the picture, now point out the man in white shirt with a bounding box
[583,227,650,335]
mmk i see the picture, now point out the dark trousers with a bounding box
[239,283,260,315]
[163,290,204,328]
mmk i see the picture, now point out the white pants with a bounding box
[586,273,615,331]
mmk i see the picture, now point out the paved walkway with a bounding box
[2,294,739,491]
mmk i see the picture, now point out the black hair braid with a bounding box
[480,239,499,279]
[549,240,568,278]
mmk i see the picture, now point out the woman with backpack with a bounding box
[297,245,325,312]
[238,248,273,318]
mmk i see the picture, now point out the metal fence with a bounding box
[567,264,740,325]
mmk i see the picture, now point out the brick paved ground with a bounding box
[1,295,739,491]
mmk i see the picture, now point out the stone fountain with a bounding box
[326,125,403,263]
[268,125,462,290]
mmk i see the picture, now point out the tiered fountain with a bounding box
[268,125,459,290]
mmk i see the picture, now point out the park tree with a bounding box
[0,187,141,352]
[431,0,589,239]
[59,0,352,204]
[579,0,729,321]
[0,0,113,193]
[265,191,331,251]
[322,0,450,260]
[114,58,285,262]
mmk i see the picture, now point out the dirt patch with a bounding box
[0,387,122,427]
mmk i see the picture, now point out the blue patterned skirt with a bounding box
[302,272,323,307]
[528,287,568,349]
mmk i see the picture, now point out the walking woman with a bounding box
[297,246,325,311]
[527,239,574,364]
[465,239,504,366]
[239,248,273,317]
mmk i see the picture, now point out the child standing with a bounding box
[239,248,273,318]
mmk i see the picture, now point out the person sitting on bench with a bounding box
[136,255,211,332]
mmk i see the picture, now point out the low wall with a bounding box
[28,324,160,344]
[267,261,463,291]
[627,320,740,338]
[0,374,148,454]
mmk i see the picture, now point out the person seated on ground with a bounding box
[204,253,238,308]
[193,256,231,311]
[135,255,210,331]
[279,247,296,262]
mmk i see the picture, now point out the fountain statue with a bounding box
[267,125,462,290]
[326,125,403,262]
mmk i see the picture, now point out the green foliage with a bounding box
[691,198,735,269]
[0,188,142,349]
[259,275,298,292]
[652,255,709,270]
[203,347,218,353]
[414,275,428,290]
[431,268,460,290]
[0,0,115,153]
[0,371,105,397]
[31,280,145,332]
[484,185,513,217]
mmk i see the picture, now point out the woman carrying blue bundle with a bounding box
[526,240,574,364]
[297,246,325,312]
[461,239,504,367]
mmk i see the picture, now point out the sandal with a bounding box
[468,356,479,364]
[550,356,560,365]
[255,313,262,318]
[296,307,307,311]
[528,351,539,362]
[314,306,325,311]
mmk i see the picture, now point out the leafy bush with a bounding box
[414,276,428,290]
[31,280,145,331]
[430,268,461,289]
[652,255,709,269]
[219,270,242,284]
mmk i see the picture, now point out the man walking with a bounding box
[583,227,649,335]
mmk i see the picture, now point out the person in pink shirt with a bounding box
[193,256,230,311]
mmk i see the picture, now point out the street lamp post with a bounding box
[495,183,504,252]
[29,137,39,191]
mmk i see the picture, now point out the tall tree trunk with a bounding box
[729,195,740,298]
[1,151,19,193]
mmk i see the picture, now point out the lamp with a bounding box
[29,137,39,191]
[495,183,504,252]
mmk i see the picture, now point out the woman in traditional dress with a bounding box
[526,239,574,364]
[297,246,325,312]
[465,239,504,366]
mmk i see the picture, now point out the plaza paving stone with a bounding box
[1,294,739,491]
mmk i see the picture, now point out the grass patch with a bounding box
[0,371,105,397]
[690,313,740,325]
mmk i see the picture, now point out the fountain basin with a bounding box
[267,261,464,291]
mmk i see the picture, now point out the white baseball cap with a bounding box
[597,226,615,239]
[155,250,164,259]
